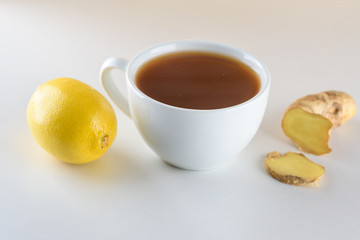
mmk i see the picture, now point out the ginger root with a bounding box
[265,151,325,186]
[282,91,356,155]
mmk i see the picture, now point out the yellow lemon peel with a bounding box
[27,77,117,164]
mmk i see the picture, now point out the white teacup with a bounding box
[100,40,270,170]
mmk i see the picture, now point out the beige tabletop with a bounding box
[1,0,360,239]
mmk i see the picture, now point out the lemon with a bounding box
[27,77,117,164]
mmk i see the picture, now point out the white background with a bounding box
[1,0,359,239]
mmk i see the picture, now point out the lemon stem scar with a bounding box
[102,135,109,148]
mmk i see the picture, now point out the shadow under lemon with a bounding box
[18,124,143,183]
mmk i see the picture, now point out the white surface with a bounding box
[1,0,359,239]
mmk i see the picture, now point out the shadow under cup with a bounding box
[104,41,271,170]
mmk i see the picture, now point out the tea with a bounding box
[135,51,261,110]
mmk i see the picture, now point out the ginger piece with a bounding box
[282,91,356,155]
[265,151,325,186]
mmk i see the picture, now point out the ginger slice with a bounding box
[282,108,332,155]
[265,151,325,186]
[282,91,356,155]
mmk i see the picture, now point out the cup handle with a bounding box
[100,57,131,118]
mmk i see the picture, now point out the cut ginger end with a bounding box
[282,108,333,155]
[265,151,325,186]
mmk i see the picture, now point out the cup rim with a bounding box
[126,40,271,112]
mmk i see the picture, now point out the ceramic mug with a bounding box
[100,40,271,170]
